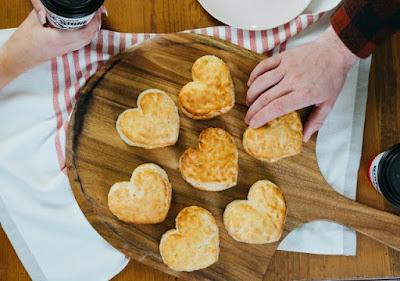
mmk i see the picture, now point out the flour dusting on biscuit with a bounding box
[116,89,180,149]
[179,55,235,119]
[160,206,219,271]
[243,112,303,162]
[223,180,287,244]
[108,163,172,224]
[179,128,238,191]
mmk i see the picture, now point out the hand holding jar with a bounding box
[0,0,105,90]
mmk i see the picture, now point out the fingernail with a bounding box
[101,5,109,16]
[38,10,46,25]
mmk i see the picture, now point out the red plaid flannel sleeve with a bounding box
[331,0,400,58]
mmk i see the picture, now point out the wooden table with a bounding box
[0,1,399,280]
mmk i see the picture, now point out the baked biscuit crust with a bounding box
[178,55,235,119]
[159,206,219,271]
[108,163,172,224]
[223,180,287,244]
[179,128,238,191]
[243,111,303,162]
[116,89,180,149]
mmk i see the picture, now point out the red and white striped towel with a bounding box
[52,12,324,174]
[0,4,372,281]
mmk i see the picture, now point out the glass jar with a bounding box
[369,144,400,208]
[40,0,104,29]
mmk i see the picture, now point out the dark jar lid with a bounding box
[378,144,400,208]
[41,0,104,18]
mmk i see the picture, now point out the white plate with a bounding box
[197,0,312,30]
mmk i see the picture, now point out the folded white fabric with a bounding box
[278,11,371,255]
[0,0,371,280]
[0,29,129,281]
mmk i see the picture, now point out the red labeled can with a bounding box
[368,144,400,208]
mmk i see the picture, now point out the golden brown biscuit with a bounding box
[159,206,219,271]
[108,163,172,224]
[178,55,235,119]
[223,180,287,244]
[243,112,303,162]
[116,89,180,149]
[179,128,238,191]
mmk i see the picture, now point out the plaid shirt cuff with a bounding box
[331,0,400,58]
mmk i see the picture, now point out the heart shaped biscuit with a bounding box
[179,128,238,191]
[108,163,172,224]
[243,112,303,162]
[159,206,219,271]
[223,180,287,244]
[178,55,235,119]
[116,89,180,149]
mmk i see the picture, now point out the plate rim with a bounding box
[197,0,313,31]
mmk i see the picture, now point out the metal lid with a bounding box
[41,0,104,18]
[379,144,400,208]
[386,146,400,195]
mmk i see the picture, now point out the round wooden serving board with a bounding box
[66,33,400,281]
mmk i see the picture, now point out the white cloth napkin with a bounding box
[0,29,129,281]
[277,11,372,255]
[0,1,372,280]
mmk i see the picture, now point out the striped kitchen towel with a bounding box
[0,2,371,280]
[51,13,325,173]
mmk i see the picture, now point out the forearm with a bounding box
[331,0,400,58]
[0,48,16,90]
[0,45,27,90]
[317,25,358,71]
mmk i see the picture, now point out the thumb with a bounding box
[303,101,334,142]
[31,0,47,25]
[31,0,45,11]
[23,10,44,27]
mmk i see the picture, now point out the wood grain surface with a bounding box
[0,1,399,281]
[66,33,400,281]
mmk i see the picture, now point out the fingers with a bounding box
[31,0,45,11]
[44,11,102,56]
[77,11,102,42]
[247,55,281,86]
[303,101,334,142]
[100,5,109,17]
[249,89,315,128]
[23,10,42,27]
[31,0,46,25]
[245,81,289,124]
[59,11,102,47]
[246,67,284,106]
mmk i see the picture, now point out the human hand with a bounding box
[30,0,47,25]
[29,0,108,25]
[244,26,359,142]
[0,8,102,79]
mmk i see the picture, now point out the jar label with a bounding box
[45,8,95,30]
[369,152,385,193]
